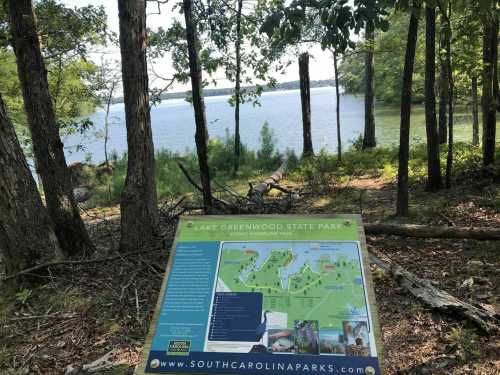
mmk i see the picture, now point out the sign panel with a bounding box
[136,215,383,375]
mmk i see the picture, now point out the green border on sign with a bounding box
[178,216,359,241]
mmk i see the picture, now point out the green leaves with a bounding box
[262,0,396,53]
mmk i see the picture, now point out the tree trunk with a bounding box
[438,30,448,144]
[333,51,342,161]
[424,6,442,191]
[0,94,61,278]
[299,52,314,157]
[371,255,499,334]
[396,7,420,216]
[365,222,500,241]
[482,7,497,167]
[247,159,287,201]
[8,0,92,256]
[117,0,159,252]
[444,4,454,189]
[183,0,214,212]
[362,23,376,149]
[471,75,479,146]
[104,80,117,169]
[233,0,243,174]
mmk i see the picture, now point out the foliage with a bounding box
[260,0,392,54]
[447,327,480,363]
[340,3,484,105]
[340,10,425,104]
[148,0,283,107]
[256,121,282,170]
[0,0,110,153]
[90,124,284,206]
[289,142,496,187]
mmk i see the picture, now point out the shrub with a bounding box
[256,121,282,171]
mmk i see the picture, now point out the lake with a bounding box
[64,86,481,164]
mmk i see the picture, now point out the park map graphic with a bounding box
[217,241,367,330]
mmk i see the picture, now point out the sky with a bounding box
[61,0,336,92]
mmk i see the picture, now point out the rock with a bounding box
[73,186,93,203]
[68,162,87,186]
[467,260,484,267]
[460,277,474,289]
[95,162,115,179]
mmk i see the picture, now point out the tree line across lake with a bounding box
[0,0,498,282]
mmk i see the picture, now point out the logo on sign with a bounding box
[167,340,191,356]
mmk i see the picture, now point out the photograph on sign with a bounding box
[136,215,382,375]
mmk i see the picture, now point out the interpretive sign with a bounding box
[136,215,383,375]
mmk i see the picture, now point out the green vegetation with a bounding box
[292,142,499,188]
[88,123,288,206]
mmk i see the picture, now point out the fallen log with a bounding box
[65,350,118,374]
[248,159,288,200]
[370,254,500,334]
[365,223,500,241]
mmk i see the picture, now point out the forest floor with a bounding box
[0,166,499,375]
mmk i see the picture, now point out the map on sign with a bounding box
[207,241,373,356]
[137,216,383,375]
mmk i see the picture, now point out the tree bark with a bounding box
[471,75,480,146]
[183,0,214,212]
[0,94,61,278]
[362,23,376,149]
[396,7,420,216]
[438,27,448,145]
[8,0,92,256]
[333,51,342,161]
[482,7,497,167]
[424,6,442,191]
[299,52,314,157]
[233,0,243,174]
[444,4,454,189]
[104,80,117,169]
[117,0,159,252]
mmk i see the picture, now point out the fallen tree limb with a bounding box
[370,254,500,334]
[365,223,500,241]
[176,161,232,208]
[248,159,288,200]
[65,350,119,374]
[1,248,161,282]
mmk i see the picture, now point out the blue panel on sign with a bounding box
[148,242,220,354]
[208,292,263,341]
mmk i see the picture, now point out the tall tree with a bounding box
[117,0,159,252]
[438,30,448,145]
[183,0,213,211]
[8,0,92,256]
[299,52,314,157]
[471,75,479,145]
[362,22,376,149]
[424,5,442,190]
[333,50,342,161]
[0,94,60,278]
[481,0,498,167]
[396,5,421,216]
[233,0,243,173]
[444,13,454,188]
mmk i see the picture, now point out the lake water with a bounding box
[64,87,480,164]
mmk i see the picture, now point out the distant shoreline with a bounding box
[111,79,336,104]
